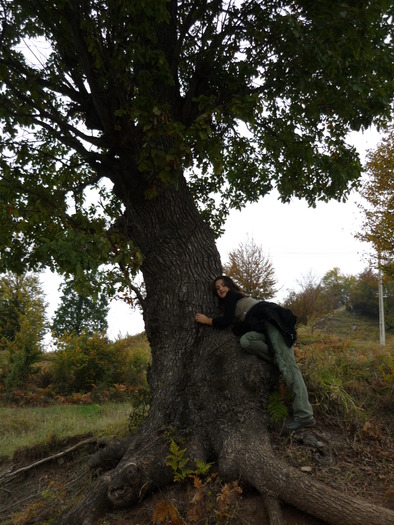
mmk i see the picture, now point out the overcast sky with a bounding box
[42,127,382,341]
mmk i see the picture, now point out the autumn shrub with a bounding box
[34,359,56,389]
[50,331,152,400]
[111,335,151,400]
[52,331,129,394]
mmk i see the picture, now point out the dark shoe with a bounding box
[281,417,316,435]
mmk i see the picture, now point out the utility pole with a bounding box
[378,268,385,346]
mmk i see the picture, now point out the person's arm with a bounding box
[195,292,239,328]
[194,313,213,325]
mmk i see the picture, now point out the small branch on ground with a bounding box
[0,437,97,484]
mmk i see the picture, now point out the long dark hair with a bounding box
[212,275,244,298]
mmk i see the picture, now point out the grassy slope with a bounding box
[297,308,393,428]
[0,403,133,460]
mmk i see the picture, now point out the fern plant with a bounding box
[157,440,242,523]
[165,439,213,483]
[268,391,289,425]
[165,439,193,482]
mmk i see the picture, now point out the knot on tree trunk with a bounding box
[106,430,175,507]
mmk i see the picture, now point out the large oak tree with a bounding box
[0,1,393,524]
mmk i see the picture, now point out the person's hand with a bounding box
[195,313,212,325]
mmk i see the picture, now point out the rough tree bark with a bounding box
[55,176,394,525]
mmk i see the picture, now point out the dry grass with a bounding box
[296,323,393,429]
[0,402,133,460]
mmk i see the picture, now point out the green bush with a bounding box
[111,335,151,403]
[52,332,129,393]
[4,339,43,390]
[51,332,152,399]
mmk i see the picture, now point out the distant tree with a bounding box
[0,273,47,387]
[0,278,21,344]
[356,126,394,278]
[349,267,394,327]
[320,267,356,311]
[282,272,325,328]
[223,238,277,299]
[52,276,109,337]
[384,279,394,330]
[349,269,379,319]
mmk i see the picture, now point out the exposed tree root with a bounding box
[0,437,97,484]
[218,425,394,525]
[88,434,134,470]
[55,420,394,525]
[262,493,284,525]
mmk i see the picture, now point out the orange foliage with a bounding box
[153,500,185,525]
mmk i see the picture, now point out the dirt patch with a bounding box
[272,416,394,507]
[100,488,326,525]
[0,436,97,525]
[0,418,393,525]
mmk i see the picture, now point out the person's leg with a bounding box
[264,322,314,426]
[240,331,275,364]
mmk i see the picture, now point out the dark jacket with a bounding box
[237,300,297,347]
[212,291,297,348]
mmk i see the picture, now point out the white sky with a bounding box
[41,127,382,341]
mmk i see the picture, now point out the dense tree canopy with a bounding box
[283,266,394,333]
[0,0,393,289]
[349,268,380,319]
[357,125,394,278]
[320,267,355,311]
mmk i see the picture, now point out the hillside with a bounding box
[312,306,389,341]
[0,309,393,525]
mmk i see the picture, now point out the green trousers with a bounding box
[239,322,313,422]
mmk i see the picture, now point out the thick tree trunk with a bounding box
[55,176,394,525]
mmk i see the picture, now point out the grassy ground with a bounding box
[296,310,393,433]
[0,402,133,460]
[311,306,384,340]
